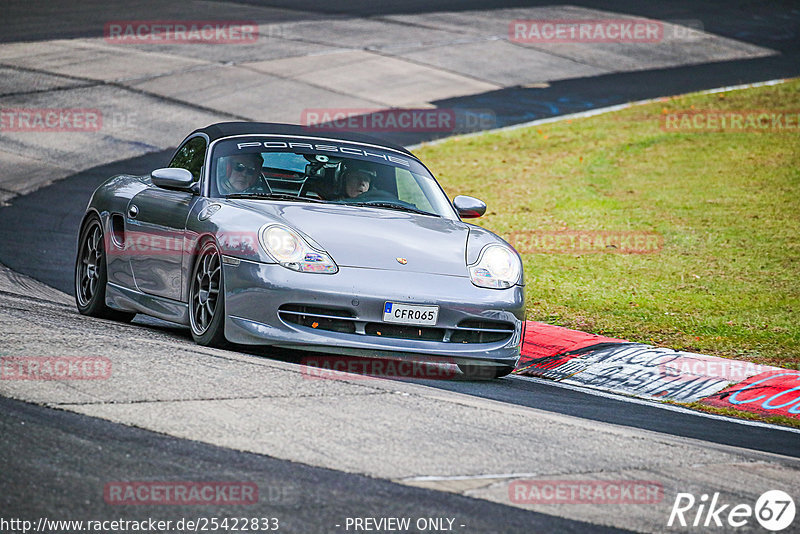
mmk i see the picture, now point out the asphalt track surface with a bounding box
[1,127,799,534]
[2,1,800,532]
[2,0,799,147]
[1,397,626,534]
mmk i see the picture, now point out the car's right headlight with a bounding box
[259,224,338,273]
[468,244,521,289]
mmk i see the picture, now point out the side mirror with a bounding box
[453,195,486,218]
[151,168,196,192]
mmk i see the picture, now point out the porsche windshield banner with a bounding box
[218,138,416,169]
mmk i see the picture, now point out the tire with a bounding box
[188,240,228,347]
[74,215,136,322]
[457,362,516,380]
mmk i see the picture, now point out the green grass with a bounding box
[679,402,800,429]
[417,79,800,369]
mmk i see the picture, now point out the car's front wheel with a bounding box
[189,240,228,347]
[74,215,136,322]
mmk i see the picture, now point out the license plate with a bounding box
[382,302,439,326]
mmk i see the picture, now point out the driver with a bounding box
[342,169,372,198]
[218,153,268,195]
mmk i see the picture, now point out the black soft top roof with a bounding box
[192,122,415,157]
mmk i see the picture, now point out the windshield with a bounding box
[208,137,457,219]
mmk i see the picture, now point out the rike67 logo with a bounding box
[668,490,795,531]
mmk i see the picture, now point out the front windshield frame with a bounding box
[206,135,459,220]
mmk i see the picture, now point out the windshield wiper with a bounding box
[225,193,325,203]
[346,201,439,217]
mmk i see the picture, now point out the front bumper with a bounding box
[222,258,524,365]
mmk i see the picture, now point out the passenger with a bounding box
[342,169,372,198]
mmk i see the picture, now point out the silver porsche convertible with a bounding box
[75,122,525,378]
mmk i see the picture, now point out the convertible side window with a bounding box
[396,168,434,212]
[168,137,207,181]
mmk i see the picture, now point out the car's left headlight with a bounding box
[259,224,338,273]
[468,244,522,289]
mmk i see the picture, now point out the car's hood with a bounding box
[234,201,470,275]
